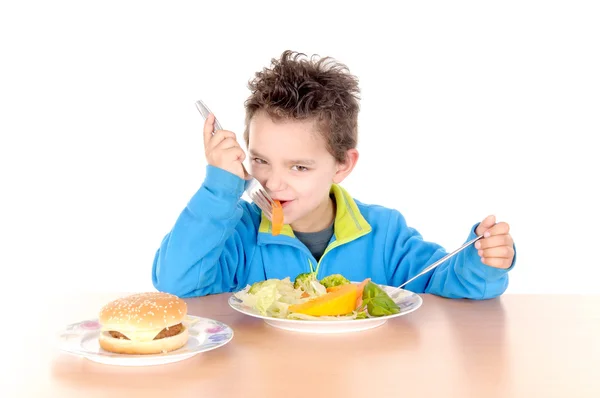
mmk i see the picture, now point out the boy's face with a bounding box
[247,111,355,231]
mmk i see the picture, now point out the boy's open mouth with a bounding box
[275,199,293,208]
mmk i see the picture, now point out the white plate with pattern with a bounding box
[229,284,422,334]
[56,315,233,366]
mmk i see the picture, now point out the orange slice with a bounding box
[271,200,283,236]
[288,284,359,316]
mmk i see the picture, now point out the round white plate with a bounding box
[228,284,422,333]
[56,315,233,366]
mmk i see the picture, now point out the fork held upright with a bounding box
[195,99,275,216]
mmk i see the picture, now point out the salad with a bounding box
[233,273,401,321]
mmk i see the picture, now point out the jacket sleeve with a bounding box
[152,165,258,297]
[384,210,516,299]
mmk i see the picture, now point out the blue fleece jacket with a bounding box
[152,166,515,299]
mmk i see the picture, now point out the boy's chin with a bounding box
[285,213,319,230]
[281,215,296,226]
[280,213,301,227]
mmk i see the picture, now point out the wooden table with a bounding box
[8,293,600,397]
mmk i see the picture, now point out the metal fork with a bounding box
[391,234,484,294]
[194,100,276,218]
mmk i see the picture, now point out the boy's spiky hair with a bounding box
[243,50,360,163]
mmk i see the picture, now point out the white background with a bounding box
[1,0,598,296]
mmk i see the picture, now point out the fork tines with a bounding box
[250,188,274,218]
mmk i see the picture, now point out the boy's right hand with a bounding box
[203,113,247,180]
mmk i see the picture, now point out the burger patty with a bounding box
[108,323,183,340]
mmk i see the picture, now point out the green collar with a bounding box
[258,184,372,242]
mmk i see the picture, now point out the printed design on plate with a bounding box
[206,323,227,333]
[60,319,101,341]
[204,320,232,344]
[80,320,101,330]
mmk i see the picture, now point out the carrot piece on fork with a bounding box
[271,200,284,236]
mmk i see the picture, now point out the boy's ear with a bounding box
[332,149,359,184]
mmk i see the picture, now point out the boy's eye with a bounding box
[291,165,309,172]
[253,158,268,165]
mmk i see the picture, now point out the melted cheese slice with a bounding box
[101,327,166,342]
[119,328,166,342]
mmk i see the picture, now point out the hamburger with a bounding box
[98,292,189,355]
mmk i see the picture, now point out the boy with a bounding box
[152,50,516,299]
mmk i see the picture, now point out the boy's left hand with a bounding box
[474,215,514,269]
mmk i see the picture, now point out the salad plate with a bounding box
[229,281,422,334]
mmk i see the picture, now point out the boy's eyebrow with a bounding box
[287,158,316,166]
[248,149,267,159]
[248,150,316,166]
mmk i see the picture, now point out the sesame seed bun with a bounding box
[99,292,187,330]
[98,292,189,355]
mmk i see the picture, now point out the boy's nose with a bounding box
[265,171,286,192]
